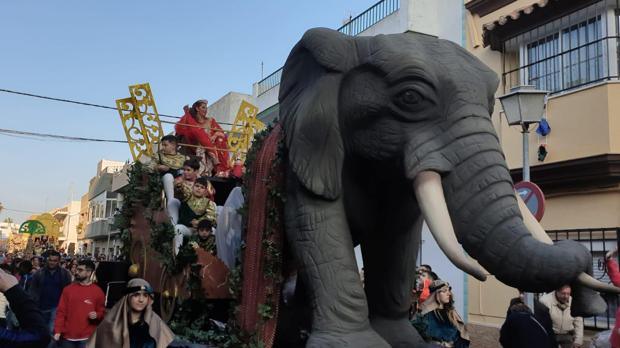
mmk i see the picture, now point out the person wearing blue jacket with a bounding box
[0,268,50,347]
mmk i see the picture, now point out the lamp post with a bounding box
[499,85,548,182]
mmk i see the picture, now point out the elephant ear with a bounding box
[278,28,357,200]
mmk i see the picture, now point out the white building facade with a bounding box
[81,159,125,259]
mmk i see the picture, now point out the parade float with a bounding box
[112,28,620,348]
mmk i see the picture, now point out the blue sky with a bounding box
[0,1,377,223]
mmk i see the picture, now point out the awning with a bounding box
[481,0,597,50]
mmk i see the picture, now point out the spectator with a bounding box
[31,256,42,273]
[539,285,583,348]
[28,250,73,337]
[606,248,620,348]
[411,280,470,347]
[18,260,33,291]
[499,297,556,347]
[87,278,174,347]
[416,267,434,305]
[0,290,7,328]
[0,267,50,347]
[53,259,105,347]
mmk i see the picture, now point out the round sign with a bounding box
[514,181,545,221]
[18,220,46,235]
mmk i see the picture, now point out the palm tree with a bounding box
[3,217,13,224]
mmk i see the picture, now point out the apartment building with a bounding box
[466,0,620,328]
[82,159,125,258]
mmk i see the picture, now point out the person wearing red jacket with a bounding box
[606,248,620,348]
[53,259,105,347]
[175,99,231,177]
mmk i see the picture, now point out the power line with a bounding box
[0,128,127,143]
[0,88,181,119]
[0,127,246,153]
[0,88,241,126]
[2,207,41,214]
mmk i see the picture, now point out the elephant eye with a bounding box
[398,90,422,105]
[395,89,427,110]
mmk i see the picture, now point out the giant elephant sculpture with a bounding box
[278,28,618,348]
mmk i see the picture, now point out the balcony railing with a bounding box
[84,219,117,239]
[545,227,620,330]
[256,68,283,96]
[503,36,620,95]
[256,0,401,96]
[337,0,400,36]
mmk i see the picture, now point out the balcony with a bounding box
[84,219,117,240]
[256,0,401,97]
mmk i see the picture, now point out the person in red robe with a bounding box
[175,99,231,177]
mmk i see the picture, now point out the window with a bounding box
[502,1,617,94]
[525,16,603,92]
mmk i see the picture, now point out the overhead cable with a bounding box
[0,88,241,125]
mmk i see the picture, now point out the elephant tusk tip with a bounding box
[577,272,620,294]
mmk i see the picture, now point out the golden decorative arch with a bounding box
[227,100,264,163]
[116,83,163,161]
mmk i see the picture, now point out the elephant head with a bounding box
[278,28,615,346]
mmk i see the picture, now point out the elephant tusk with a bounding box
[516,193,620,294]
[515,193,553,245]
[413,171,487,281]
[577,273,620,294]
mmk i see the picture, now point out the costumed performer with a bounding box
[175,99,231,177]
[86,278,174,348]
[411,279,470,347]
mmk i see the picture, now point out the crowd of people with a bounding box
[0,249,173,347]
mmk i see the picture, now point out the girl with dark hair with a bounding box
[175,99,231,177]
[411,280,470,347]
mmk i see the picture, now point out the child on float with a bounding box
[190,219,217,255]
[174,220,218,272]
[173,177,217,256]
[168,158,206,225]
[150,135,187,216]
[86,278,174,348]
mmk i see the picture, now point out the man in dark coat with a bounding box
[499,297,557,348]
[28,250,72,337]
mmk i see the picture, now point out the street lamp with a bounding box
[499,85,548,182]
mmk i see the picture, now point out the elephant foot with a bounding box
[306,327,390,348]
[370,316,426,348]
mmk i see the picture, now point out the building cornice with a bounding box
[466,0,516,17]
[510,154,620,194]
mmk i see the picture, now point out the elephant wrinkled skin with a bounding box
[278,28,610,348]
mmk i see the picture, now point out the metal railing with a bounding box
[337,0,400,36]
[503,35,619,95]
[546,227,620,330]
[256,0,401,96]
[256,68,283,96]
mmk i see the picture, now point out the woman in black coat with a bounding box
[500,298,556,348]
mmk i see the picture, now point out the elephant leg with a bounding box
[362,217,425,347]
[285,178,388,348]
